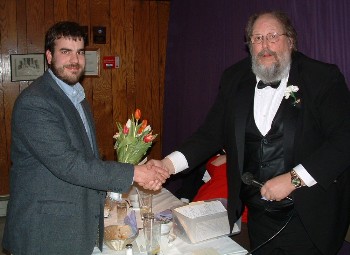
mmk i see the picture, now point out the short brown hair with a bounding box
[45,21,86,53]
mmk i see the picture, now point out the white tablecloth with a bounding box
[92,187,248,255]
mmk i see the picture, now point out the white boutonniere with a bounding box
[284,85,301,106]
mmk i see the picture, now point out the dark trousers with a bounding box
[247,208,322,255]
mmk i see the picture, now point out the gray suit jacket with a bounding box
[2,71,134,255]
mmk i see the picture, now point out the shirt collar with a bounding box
[48,69,85,105]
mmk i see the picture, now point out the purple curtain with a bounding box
[163,0,350,157]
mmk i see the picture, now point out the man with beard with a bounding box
[2,21,169,255]
[147,11,350,255]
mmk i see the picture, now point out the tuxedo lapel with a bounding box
[234,72,256,172]
[283,57,302,170]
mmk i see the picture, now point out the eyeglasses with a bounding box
[250,32,287,44]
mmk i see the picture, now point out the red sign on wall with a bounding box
[103,56,120,69]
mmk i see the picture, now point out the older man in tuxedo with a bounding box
[148,11,350,255]
[2,21,168,255]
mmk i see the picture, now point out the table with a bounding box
[92,187,248,255]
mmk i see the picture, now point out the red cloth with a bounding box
[192,155,248,223]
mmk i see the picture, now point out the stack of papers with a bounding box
[173,201,230,243]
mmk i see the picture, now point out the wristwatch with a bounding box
[290,169,302,188]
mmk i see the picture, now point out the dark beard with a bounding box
[251,49,291,83]
[50,62,84,86]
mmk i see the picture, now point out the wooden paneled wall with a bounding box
[0,0,170,195]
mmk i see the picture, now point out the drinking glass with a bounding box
[138,191,153,219]
[116,201,128,225]
[143,213,161,255]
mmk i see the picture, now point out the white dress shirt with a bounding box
[166,76,316,187]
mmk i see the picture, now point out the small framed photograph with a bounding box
[84,48,100,77]
[10,53,45,81]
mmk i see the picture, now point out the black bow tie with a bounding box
[257,80,281,89]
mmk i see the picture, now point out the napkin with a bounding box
[155,209,173,223]
[124,210,138,234]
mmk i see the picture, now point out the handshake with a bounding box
[133,158,176,191]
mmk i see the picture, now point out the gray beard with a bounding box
[251,51,291,83]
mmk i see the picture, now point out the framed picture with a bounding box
[84,48,100,77]
[10,53,45,81]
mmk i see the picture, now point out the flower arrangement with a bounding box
[284,85,301,106]
[113,109,157,165]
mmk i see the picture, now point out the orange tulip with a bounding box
[134,109,141,121]
[138,119,148,134]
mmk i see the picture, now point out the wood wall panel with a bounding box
[44,0,55,28]
[149,2,162,158]
[0,73,9,196]
[110,0,128,140]
[16,0,27,53]
[54,0,69,22]
[125,0,136,119]
[90,0,114,160]
[77,0,92,106]
[0,0,19,195]
[158,2,170,148]
[16,0,30,93]
[77,0,90,25]
[27,0,46,52]
[0,0,170,195]
[67,0,78,22]
[0,3,5,195]
[134,1,151,116]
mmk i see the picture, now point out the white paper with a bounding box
[192,248,221,255]
[174,201,226,219]
[167,236,247,255]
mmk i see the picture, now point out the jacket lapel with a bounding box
[82,100,99,157]
[234,72,256,172]
[45,72,96,157]
[283,56,302,170]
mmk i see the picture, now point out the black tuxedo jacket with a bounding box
[178,52,350,254]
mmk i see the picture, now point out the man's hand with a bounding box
[260,172,295,201]
[146,158,176,175]
[134,164,170,191]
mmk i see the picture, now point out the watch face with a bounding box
[291,170,302,188]
[292,177,301,187]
